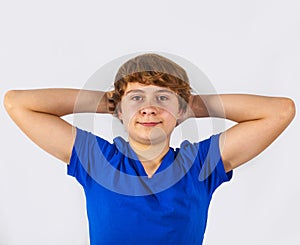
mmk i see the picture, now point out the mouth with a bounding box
[138,121,162,127]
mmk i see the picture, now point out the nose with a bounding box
[140,106,158,115]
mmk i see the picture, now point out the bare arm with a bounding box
[188,94,296,172]
[4,88,113,163]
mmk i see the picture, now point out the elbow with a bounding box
[4,90,15,112]
[278,97,296,125]
[4,90,22,113]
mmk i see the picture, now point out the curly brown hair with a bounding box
[111,53,191,113]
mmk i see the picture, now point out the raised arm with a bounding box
[4,88,113,163]
[188,94,296,172]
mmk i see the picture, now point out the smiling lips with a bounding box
[138,121,161,127]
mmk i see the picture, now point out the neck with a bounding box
[129,139,170,178]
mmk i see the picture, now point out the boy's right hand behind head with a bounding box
[105,90,116,114]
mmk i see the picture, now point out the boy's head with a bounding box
[112,53,191,114]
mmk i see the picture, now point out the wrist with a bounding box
[188,95,209,118]
[96,91,115,114]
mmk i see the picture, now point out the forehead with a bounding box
[124,82,175,95]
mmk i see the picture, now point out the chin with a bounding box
[135,135,169,146]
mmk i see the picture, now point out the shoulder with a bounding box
[73,127,119,155]
[178,134,221,156]
[173,134,221,172]
[178,133,232,180]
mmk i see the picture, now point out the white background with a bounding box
[1,0,299,244]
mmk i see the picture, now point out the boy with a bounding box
[4,53,295,244]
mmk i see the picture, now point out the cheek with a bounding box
[118,100,133,120]
[120,108,137,125]
[163,105,181,119]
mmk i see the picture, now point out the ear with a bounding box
[176,108,187,126]
[117,104,123,121]
[118,110,122,120]
[177,108,184,120]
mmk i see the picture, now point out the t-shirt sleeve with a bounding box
[67,127,115,188]
[197,133,233,196]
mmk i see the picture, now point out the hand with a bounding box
[105,90,116,114]
[176,95,209,125]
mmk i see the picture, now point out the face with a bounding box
[118,82,183,146]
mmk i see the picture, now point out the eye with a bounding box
[131,95,143,101]
[157,95,169,101]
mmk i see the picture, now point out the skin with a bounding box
[188,94,296,172]
[4,84,296,178]
[117,83,184,176]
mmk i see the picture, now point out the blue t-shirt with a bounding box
[68,128,232,245]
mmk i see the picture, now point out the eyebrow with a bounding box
[125,89,174,96]
[125,89,144,96]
